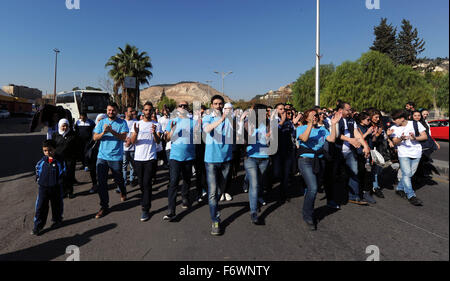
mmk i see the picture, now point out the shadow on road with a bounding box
[0,224,117,261]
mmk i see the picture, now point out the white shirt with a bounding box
[342,119,352,155]
[131,120,162,161]
[123,119,137,152]
[391,121,425,159]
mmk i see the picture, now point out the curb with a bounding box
[433,160,449,178]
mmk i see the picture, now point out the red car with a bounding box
[429,119,449,141]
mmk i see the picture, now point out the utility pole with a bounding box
[53,48,60,104]
[315,0,320,106]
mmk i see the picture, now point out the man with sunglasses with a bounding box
[163,101,196,221]
[203,95,234,236]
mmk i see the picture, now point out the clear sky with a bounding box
[0,0,448,101]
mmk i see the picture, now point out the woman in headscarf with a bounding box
[52,118,80,199]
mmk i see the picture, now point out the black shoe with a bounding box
[395,190,407,199]
[131,180,138,187]
[372,188,385,198]
[31,228,42,236]
[408,196,423,206]
[163,213,176,221]
[89,185,98,194]
[50,221,63,229]
[115,187,121,194]
[304,219,316,231]
[181,199,190,209]
[68,193,76,199]
[250,213,261,225]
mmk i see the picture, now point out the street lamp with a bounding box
[53,48,60,104]
[315,0,320,106]
[213,71,233,96]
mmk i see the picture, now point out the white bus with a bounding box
[56,90,111,121]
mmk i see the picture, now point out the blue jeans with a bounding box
[298,158,319,222]
[244,157,269,215]
[397,157,420,199]
[123,151,135,183]
[372,164,383,190]
[97,158,126,209]
[344,152,360,201]
[206,161,231,223]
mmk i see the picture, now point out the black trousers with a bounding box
[34,185,63,230]
[272,151,294,198]
[63,159,76,195]
[167,159,193,215]
[323,144,347,205]
[135,160,156,212]
[357,154,374,193]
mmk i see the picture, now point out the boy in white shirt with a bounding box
[390,109,428,206]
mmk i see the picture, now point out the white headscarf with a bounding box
[58,119,70,137]
[95,114,107,125]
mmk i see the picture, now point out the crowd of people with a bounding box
[31,96,441,235]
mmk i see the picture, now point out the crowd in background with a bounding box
[31,96,441,235]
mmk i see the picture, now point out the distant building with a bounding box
[1,84,42,100]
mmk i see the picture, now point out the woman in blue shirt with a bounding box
[297,109,341,230]
[243,104,271,225]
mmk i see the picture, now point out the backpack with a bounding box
[412,120,437,152]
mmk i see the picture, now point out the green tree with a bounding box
[395,19,425,65]
[370,18,397,61]
[291,64,335,111]
[105,44,153,110]
[437,73,449,115]
[72,87,81,91]
[321,51,432,112]
[157,96,177,112]
[85,86,102,91]
[426,72,449,116]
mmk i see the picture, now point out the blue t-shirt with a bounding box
[202,114,233,163]
[93,117,129,161]
[246,124,270,159]
[296,125,330,158]
[165,117,196,161]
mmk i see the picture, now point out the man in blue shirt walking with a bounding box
[163,101,196,221]
[92,102,129,219]
[203,95,234,236]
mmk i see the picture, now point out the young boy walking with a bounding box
[32,140,66,235]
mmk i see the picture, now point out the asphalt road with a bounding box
[434,141,449,162]
[0,133,448,261]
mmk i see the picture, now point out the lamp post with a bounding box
[53,48,60,104]
[315,0,320,106]
[213,71,232,96]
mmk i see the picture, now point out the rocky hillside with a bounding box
[140,82,232,105]
[252,83,294,102]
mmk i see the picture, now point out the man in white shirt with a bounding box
[390,109,427,206]
[130,102,162,221]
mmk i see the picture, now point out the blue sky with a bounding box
[0,0,448,101]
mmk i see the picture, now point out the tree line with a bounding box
[291,18,449,115]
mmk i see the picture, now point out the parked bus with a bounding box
[55,90,111,121]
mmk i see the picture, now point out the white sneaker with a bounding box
[225,193,232,201]
[220,194,225,201]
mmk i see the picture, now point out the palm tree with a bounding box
[105,44,153,110]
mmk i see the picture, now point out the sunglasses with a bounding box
[178,104,188,108]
